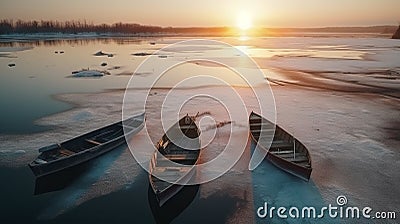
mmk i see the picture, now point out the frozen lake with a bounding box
[0,36,399,223]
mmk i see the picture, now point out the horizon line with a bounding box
[0,19,398,29]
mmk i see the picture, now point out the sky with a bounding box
[0,0,399,27]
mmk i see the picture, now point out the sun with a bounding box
[236,12,252,31]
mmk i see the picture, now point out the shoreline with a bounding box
[0,33,395,48]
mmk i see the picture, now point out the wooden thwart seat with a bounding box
[280,153,307,159]
[250,128,275,133]
[180,124,196,128]
[288,157,309,163]
[249,116,261,121]
[59,149,75,156]
[86,139,102,145]
[275,153,308,162]
[271,150,295,155]
[152,166,191,179]
[271,141,294,148]
[161,154,199,161]
[250,122,275,127]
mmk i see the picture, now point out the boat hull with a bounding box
[29,135,126,177]
[149,114,201,206]
[266,150,312,181]
[249,111,312,181]
[152,166,196,207]
[29,113,144,177]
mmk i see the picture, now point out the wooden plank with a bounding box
[271,141,293,148]
[249,116,261,120]
[250,122,274,127]
[180,125,196,129]
[156,160,177,167]
[250,129,275,133]
[162,154,198,161]
[86,139,101,145]
[60,149,74,156]
[279,154,307,159]
[152,167,191,178]
[271,150,294,155]
[287,156,308,163]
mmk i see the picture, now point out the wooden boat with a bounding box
[149,114,201,206]
[249,111,312,181]
[29,112,145,177]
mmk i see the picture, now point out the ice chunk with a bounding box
[93,51,113,57]
[70,69,110,78]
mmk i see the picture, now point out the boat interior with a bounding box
[249,113,310,168]
[151,116,201,192]
[36,115,143,163]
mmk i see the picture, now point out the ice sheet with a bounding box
[0,37,399,221]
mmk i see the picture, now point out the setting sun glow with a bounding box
[236,12,252,31]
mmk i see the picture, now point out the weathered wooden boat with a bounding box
[29,112,145,177]
[249,111,312,181]
[149,114,201,206]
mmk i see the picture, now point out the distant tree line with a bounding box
[0,19,232,35]
[0,19,164,34]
